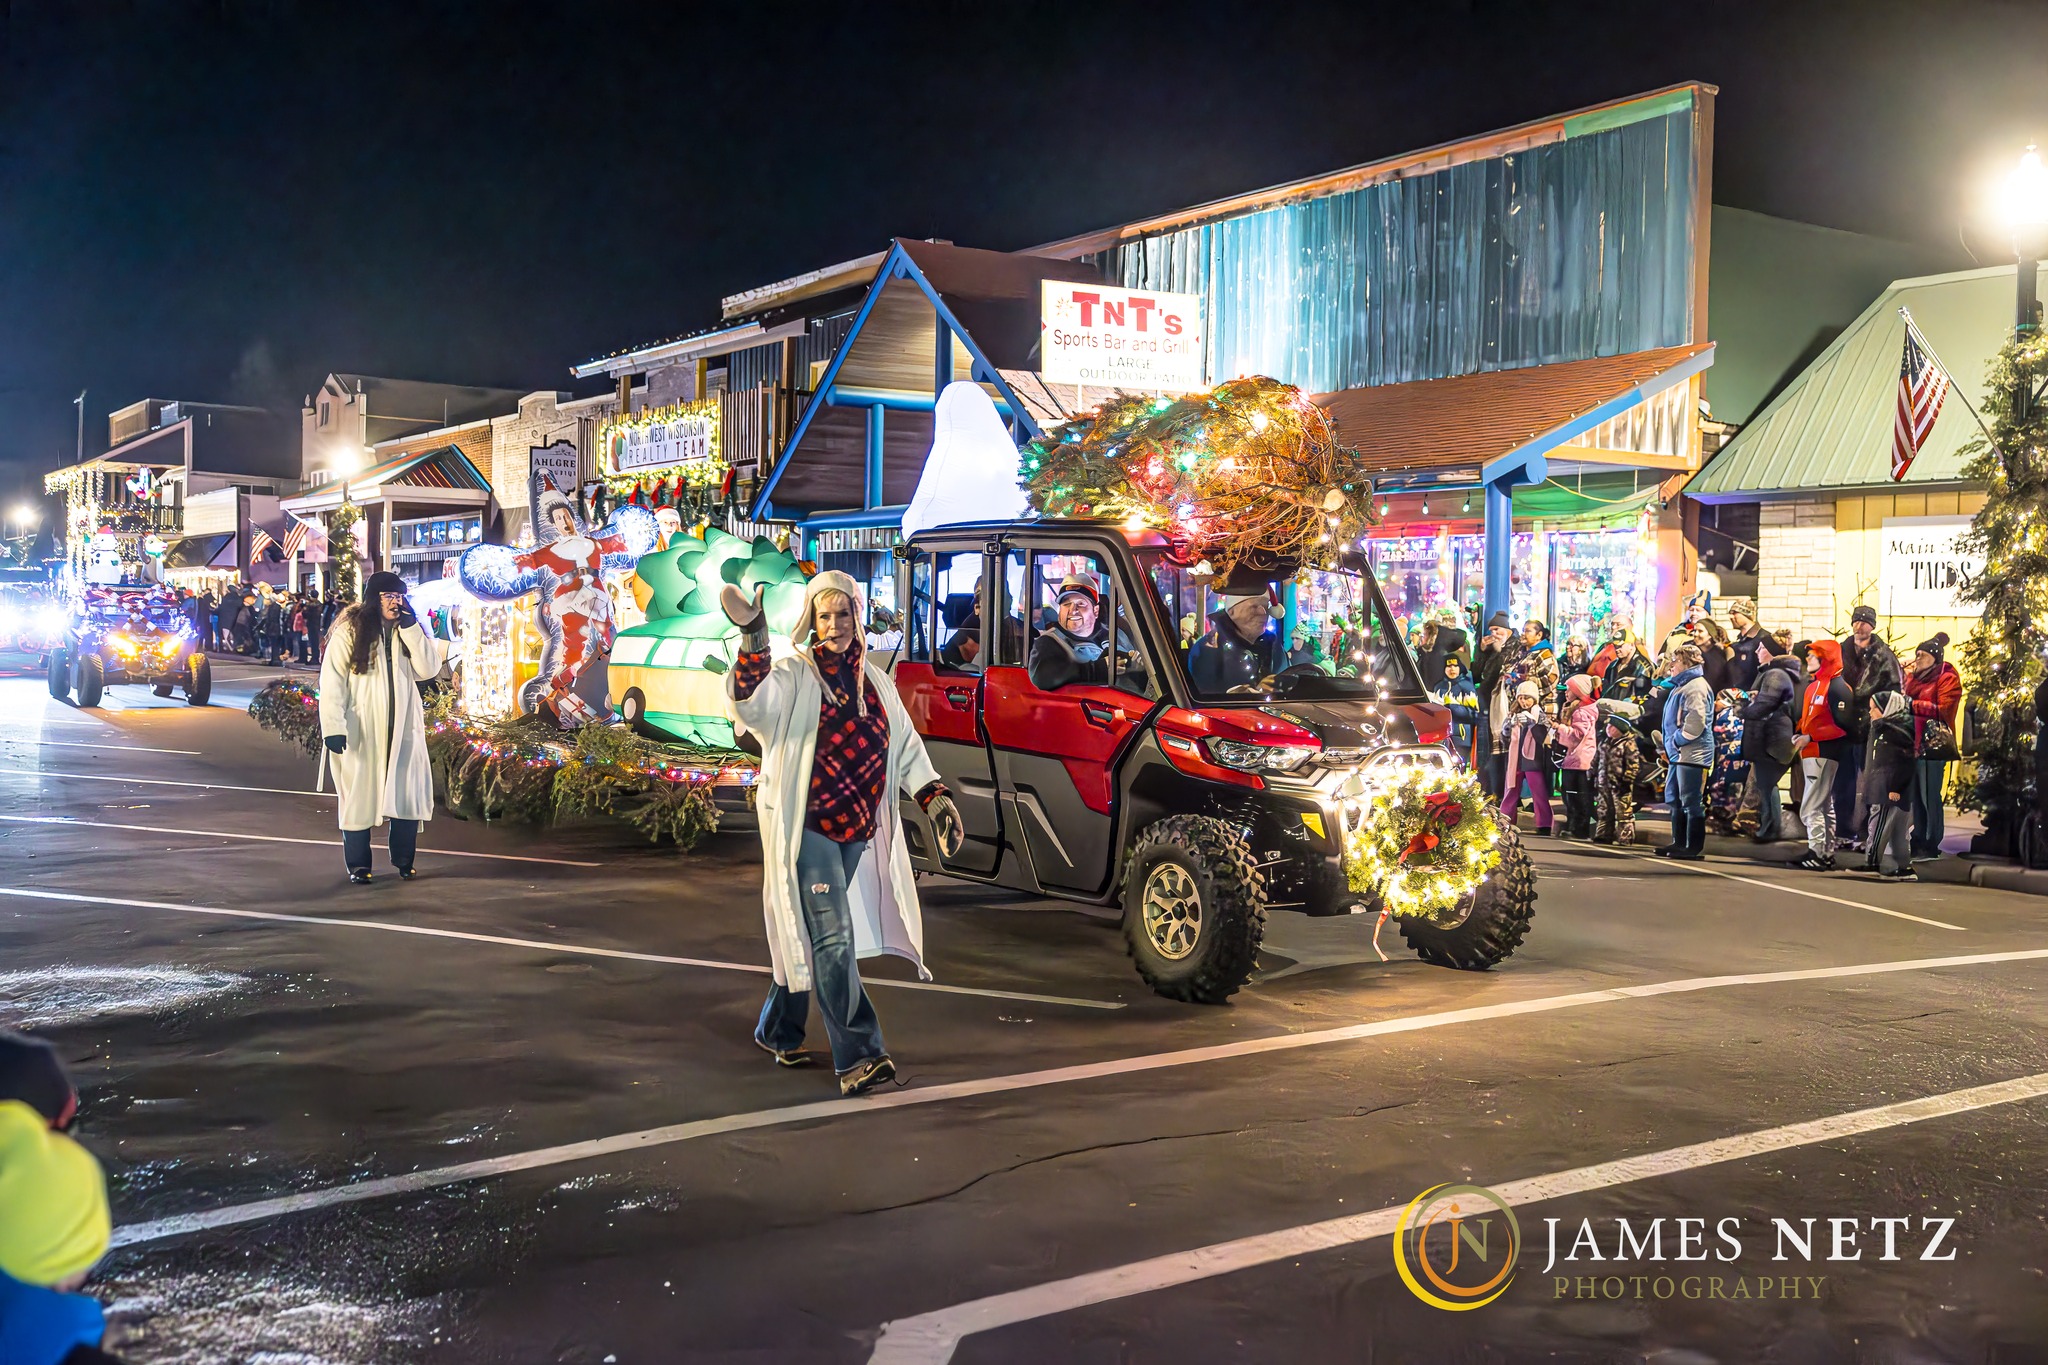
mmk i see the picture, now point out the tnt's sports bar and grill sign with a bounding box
[1040,281,1205,393]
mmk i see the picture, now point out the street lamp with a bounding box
[2000,145,2048,336]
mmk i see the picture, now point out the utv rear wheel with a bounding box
[1121,816,1266,1004]
[74,654,104,708]
[47,648,69,701]
[1398,821,1537,970]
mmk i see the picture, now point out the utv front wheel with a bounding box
[1398,821,1537,970]
[47,648,69,701]
[74,654,105,708]
[1122,816,1266,1004]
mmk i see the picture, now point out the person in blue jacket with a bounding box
[1438,654,1481,760]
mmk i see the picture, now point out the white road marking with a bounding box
[0,815,602,868]
[13,718,111,727]
[105,944,2048,1249]
[0,886,1123,1012]
[1615,850,1966,931]
[869,1069,2048,1363]
[0,768,327,798]
[0,739,202,755]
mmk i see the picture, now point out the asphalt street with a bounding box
[3,648,2047,1364]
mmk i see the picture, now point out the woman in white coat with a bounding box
[723,570,964,1097]
[319,571,447,884]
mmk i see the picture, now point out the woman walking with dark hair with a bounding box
[318,571,446,884]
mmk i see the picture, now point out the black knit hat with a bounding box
[0,1031,77,1130]
[1487,611,1511,631]
[1850,604,1878,627]
[363,570,407,601]
[1916,632,1950,664]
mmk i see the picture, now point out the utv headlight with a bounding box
[109,634,139,657]
[1205,738,1318,772]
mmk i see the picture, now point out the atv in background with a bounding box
[48,586,211,708]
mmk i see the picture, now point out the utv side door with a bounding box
[893,543,1004,875]
[980,544,1157,896]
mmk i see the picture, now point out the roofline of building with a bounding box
[570,318,809,380]
[719,251,889,321]
[1030,81,1717,259]
[1687,478,1981,505]
[369,416,494,453]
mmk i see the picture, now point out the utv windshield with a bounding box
[1135,552,1428,703]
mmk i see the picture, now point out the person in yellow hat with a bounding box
[0,1098,113,1363]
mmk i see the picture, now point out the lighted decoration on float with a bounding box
[608,527,809,745]
[597,399,729,514]
[1022,376,1376,573]
[1340,765,1503,925]
[458,472,659,728]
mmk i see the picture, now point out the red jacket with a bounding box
[1904,661,1961,747]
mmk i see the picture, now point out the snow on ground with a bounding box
[0,965,249,1027]
[101,1270,454,1365]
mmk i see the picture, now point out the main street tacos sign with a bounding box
[1041,281,1205,392]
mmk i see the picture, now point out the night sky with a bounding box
[4,0,2048,510]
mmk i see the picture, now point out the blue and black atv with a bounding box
[47,587,211,708]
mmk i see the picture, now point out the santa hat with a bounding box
[535,476,576,530]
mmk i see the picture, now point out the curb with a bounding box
[1516,815,2048,898]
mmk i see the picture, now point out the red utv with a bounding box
[890,520,1536,1004]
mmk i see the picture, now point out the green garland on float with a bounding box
[1342,766,1501,925]
[248,679,741,849]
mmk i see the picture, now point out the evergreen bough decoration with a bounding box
[1342,766,1501,925]
[328,497,366,605]
[1954,329,2048,846]
[249,680,734,850]
[1021,376,1376,573]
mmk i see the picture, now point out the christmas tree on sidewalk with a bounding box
[1955,330,2048,855]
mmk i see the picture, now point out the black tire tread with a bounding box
[1122,815,1267,1004]
[185,656,211,706]
[1397,821,1537,970]
[47,649,68,700]
[76,654,104,708]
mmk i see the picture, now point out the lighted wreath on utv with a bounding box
[886,377,1539,1003]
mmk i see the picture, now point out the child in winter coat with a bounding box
[1556,674,1600,838]
[1863,689,1920,880]
[1593,710,1642,845]
[1500,680,1556,835]
[1439,655,1481,762]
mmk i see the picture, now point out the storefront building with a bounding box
[1684,263,2017,651]
[753,84,1721,644]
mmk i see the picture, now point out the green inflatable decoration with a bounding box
[608,527,810,746]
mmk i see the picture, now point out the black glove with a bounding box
[396,601,418,629]
[325,734,346,755]
[918,782,965,858]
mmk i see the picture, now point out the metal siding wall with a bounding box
[1106,111,1696,391]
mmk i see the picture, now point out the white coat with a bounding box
[319,613,447,832]
[728,653,942,993]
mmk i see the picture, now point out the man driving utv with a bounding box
[1188,566,1288,693]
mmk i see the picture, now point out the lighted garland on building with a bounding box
[1021,376,1377,572]
[247,679,742,850]
[1341,766,1501,925]
[598,399,729,510]
[1953,328,2048,845]
[328,497,366,604]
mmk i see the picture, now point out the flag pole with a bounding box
[1900,307,2002,453]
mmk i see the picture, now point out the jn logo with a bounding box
[1392,1184,1521,1311]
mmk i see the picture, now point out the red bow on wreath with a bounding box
[1399,791,1465,863]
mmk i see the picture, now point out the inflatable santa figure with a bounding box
[459,475,658,727]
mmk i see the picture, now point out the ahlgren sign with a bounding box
[1041,281,1205,392]
[1877,515,1984,617]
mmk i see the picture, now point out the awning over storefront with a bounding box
[161,533,235,571]
[752,238,1103,521]
[1314,343,1716,488]
[1687,263,2030,502]
[280,443,492,515]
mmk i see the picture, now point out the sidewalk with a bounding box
[1525,807,2048,898]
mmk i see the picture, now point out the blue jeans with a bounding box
[757,830,887,1073]
[1670,761,1706,821]
[343,819,417,874]
[1912,759,1948,856]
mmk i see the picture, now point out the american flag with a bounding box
[247,526,277,563]
[282,519,309,558]
[1893,323,1951,482]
